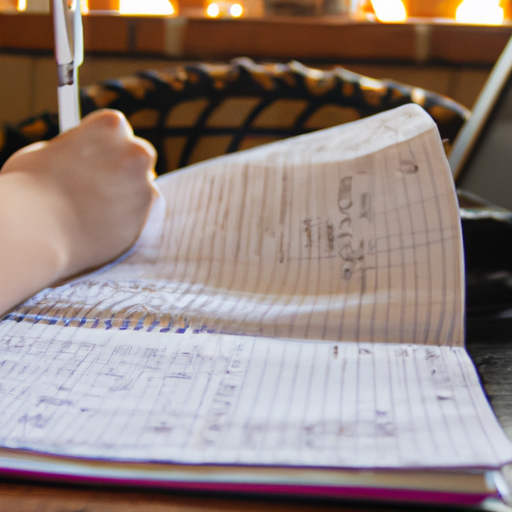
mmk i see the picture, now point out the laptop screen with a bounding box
[456,74,512,210]
[449,36,512,211]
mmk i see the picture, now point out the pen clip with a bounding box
[52,0,83,132]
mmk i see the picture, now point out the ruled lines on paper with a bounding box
[0,321,510,469]
[7,105,464,346]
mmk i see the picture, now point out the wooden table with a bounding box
[0,482,413,512]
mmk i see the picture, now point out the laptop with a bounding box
[448,35,512,338]
[449,34,512,211]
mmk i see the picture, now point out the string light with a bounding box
[370,0,407,22]
[455,0,503,25]
[229,3,242,16]
[206,1,243,17]
[119,0,175,15]
[206,2,219,16]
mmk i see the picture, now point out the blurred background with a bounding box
[0,0,510,126]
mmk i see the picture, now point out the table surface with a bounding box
[0,333,510,512]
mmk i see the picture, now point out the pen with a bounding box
[52,0,84,133]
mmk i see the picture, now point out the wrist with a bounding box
[0,172,72,313]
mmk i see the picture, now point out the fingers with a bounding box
[4,108,157,202]
[81,109,157,176]
[127,137,158,181]
[0,108,160,281]
[81,109,134,137]
[133,135,157,170]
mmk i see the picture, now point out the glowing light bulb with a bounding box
[229,3,243,16]
[206,2,220,16]
[370,0,407,22]
[119,0,175,15]
[455,0,503,25]
[17,0,27,10]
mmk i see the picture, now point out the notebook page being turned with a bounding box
[10,104,464,346]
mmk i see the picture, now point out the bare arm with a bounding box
[0,109,156,315]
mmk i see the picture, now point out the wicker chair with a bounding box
[0,58,469,175]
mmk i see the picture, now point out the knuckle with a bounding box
[136,137,157,160]
[128,139,157,168]
[91,109,127,131]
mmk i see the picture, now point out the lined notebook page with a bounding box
[0,322,511,469]
[0,105,510,473]
[8,104,464,346]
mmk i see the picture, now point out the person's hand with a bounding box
[0,109,156,314]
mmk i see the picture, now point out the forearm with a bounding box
[0,172,69,316]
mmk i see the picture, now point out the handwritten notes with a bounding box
[0,321,511,468]
[9,104,464,346]
[0,104,502,475]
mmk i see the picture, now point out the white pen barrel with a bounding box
[58,83,80,133]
